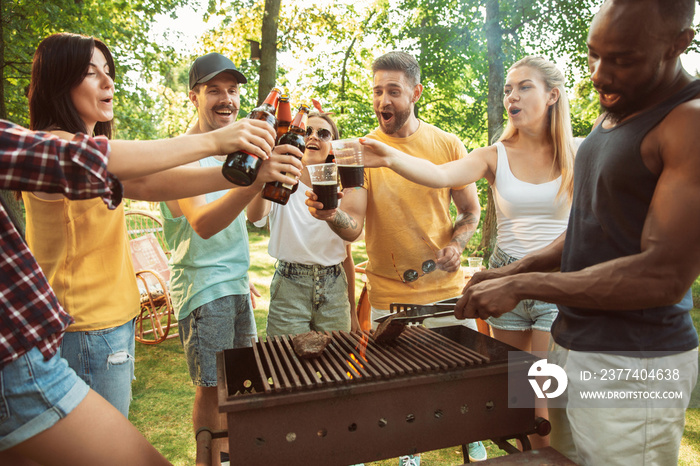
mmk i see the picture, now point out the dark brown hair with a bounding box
[371,51,421,87]
[29,33,115,138]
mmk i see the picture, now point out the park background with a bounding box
[2,0,699,464]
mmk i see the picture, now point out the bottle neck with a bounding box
[277,99,292,123]
[261,90,281,112]
[289,113,308,133]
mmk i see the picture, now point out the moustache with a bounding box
[213,104,237,113]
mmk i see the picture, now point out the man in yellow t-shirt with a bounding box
[306,51,485,463]
[309,51,480,322]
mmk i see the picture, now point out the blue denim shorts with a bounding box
[266,261,351,337]
[60,318,135,418]
[486,247,558,332]
[179,295,257,387]
[0,346,90,451]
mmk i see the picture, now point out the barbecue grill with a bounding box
[211,324,544,465]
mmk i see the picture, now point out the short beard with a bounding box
[600,71,661,125]
[377,107,412,135]
[601,104,622,125]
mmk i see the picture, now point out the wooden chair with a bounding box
[125,210,178,345]
[125,210,170,255]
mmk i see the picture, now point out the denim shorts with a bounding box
[486,246,558,332]
[267,261,351,337]
[0,346,90,451]
[179,295,257,387]
[60,318,135,418]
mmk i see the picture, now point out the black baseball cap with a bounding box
[189,53,247,89]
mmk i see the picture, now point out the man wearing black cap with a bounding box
[161,53,303,465]
[187,52,248,133]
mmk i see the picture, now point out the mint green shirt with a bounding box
[160,157,250,320]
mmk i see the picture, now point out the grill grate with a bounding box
[250,326,489,394]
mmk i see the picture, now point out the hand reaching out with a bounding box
[212,119,277,160]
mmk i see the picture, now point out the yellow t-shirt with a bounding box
[364,122,467,309]
[22,193,139,331]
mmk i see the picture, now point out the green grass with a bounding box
[131,226,700,465]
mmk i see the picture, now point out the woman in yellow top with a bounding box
[23,32,297,418]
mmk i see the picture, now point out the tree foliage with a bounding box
[1,0,191,139]
[3,0,700,250]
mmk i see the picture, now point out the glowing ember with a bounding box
[349,353,365,368]
[345,359,361,378]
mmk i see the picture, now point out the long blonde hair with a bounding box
[498,56,575,201]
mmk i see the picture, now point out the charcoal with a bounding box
[292,331,331,359]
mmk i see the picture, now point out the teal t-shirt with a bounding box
[160,156,250,320]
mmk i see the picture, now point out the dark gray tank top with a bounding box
[553,80,700,354]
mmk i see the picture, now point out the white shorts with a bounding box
[548,342,698,465]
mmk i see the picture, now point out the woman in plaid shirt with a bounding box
[0,36,293,460]
[0,109,282,462]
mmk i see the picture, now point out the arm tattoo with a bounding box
[331,210,358,231]
[451,212,479,251]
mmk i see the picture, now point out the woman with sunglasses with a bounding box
[248,110,360,337]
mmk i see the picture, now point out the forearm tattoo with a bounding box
[331,210,358,232]
[452,212,479,251]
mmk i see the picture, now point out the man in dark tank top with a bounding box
[454,0,700,464]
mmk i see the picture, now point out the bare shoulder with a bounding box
[469,145,497,161]
[648,96,700,177]
[659,95,700,155]
[476,144,499,165]
[664,92,700,125]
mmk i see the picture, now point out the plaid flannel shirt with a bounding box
[0,119,122,368]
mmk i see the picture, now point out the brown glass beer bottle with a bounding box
[276,93,292,142]
[261,104,310,205]
[221,87,281,186]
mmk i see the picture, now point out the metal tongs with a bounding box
[374,298,458,324]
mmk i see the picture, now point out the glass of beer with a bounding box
[307,163,338,210]
[331,138,364,189]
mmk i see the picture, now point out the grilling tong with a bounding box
[374,298,458,324]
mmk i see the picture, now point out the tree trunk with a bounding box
[479,0,504,261]
[258,0,282,105]
[1,0,7,120]
[0,191,25,237]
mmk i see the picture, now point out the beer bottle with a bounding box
[261,104,309,205]
[221,87,281,186]
[276,93,292,142]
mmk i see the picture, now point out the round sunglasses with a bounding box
[305,126,332,142]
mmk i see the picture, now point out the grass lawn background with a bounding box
[131,224,700,465]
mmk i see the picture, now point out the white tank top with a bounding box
[492,142,570,258]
